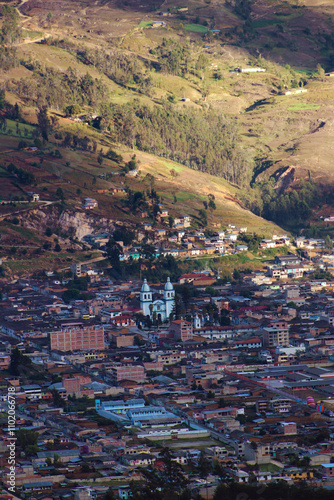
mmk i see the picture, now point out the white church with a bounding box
[140,277,175,322]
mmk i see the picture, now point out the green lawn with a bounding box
[138,21,154,28]
[259,463,283,472]
[288,103,320,111]
[184,24,208,33]
[252,12,302,29]
[0,120,36,139]
[22,29,43,39]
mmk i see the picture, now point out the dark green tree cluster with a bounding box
[50,40,147,89]
[108,101,251,186]
[238,233,261,252]
[7,163,35,185]
[112,226,135,246]
[0,5,20,45]
[0,6,20,70]
[243,180,321,228]
[105,148,123,162]
[9,347,32,376]
[14,64,108,111]
[234,0,252,20]
[57,131,97,153]
[62,276,90,303]
[157,38,191,76]
[16,429,40,457]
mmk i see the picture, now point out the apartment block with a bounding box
[169,320,193,341]
[262,326,289,347]
[50,326,105,351]
[109,363,146,384]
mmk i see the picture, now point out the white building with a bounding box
[140,278,175,322]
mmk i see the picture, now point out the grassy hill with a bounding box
[1,0,334,276]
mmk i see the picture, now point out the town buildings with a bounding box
[2,232,334,498]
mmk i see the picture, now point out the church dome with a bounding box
[141,279,151,292]
[164,277,174,291]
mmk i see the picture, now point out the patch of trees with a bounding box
[105,148,123,162]
[108,250,181,283]
[0,6,20,70]
[14,63,109,112]
[112,226,135,246]
[16,429,40,457]
[233,0,252,20]
[3,100,21,120]
[0,5,21,45]
[107,101,251,186]
[156,38,191,76]
[9,347,32,376]
[238,233,261,252]
[7,162,35,184]
[242,180,321,228]
[308,267,333,281]
[58,131,97,153]
[62,276,90,303]
[50,40,152,92]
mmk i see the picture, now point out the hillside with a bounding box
[0,130,283,275]
[1,0,334,274]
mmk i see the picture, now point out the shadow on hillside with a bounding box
[114,0,165,13]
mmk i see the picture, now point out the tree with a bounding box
[142,243,156,260]
[112,227,135,246]
[102,489,115,500]
[234,0,252,19]
[0,114,6,132]
[1,5,21,45]
[250,441,258,450]
[17,429,39,456]
[107,243,123,272]
[65,103,81,117]
[317,63,325,80]
[195,54,209,78]
[97,151,103,165]
[62,288,81,303]
[208,199,216,211]
[9,347,31,376]
[56,187,64,199]
[198,209,208,227]
[51,388,65,407]
[37,105,50,142]
[0,89,5,110]
[325,235,333,252]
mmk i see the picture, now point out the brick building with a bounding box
[109,330,135,348]
[108,363,146,384]
[63,375,94,398]
[50,326,105,351]
[278,421,297,435]
[169,320,193,341]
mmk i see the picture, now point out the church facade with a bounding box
[140,278,175,322]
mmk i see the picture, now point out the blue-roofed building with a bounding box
[95,398,145,414]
